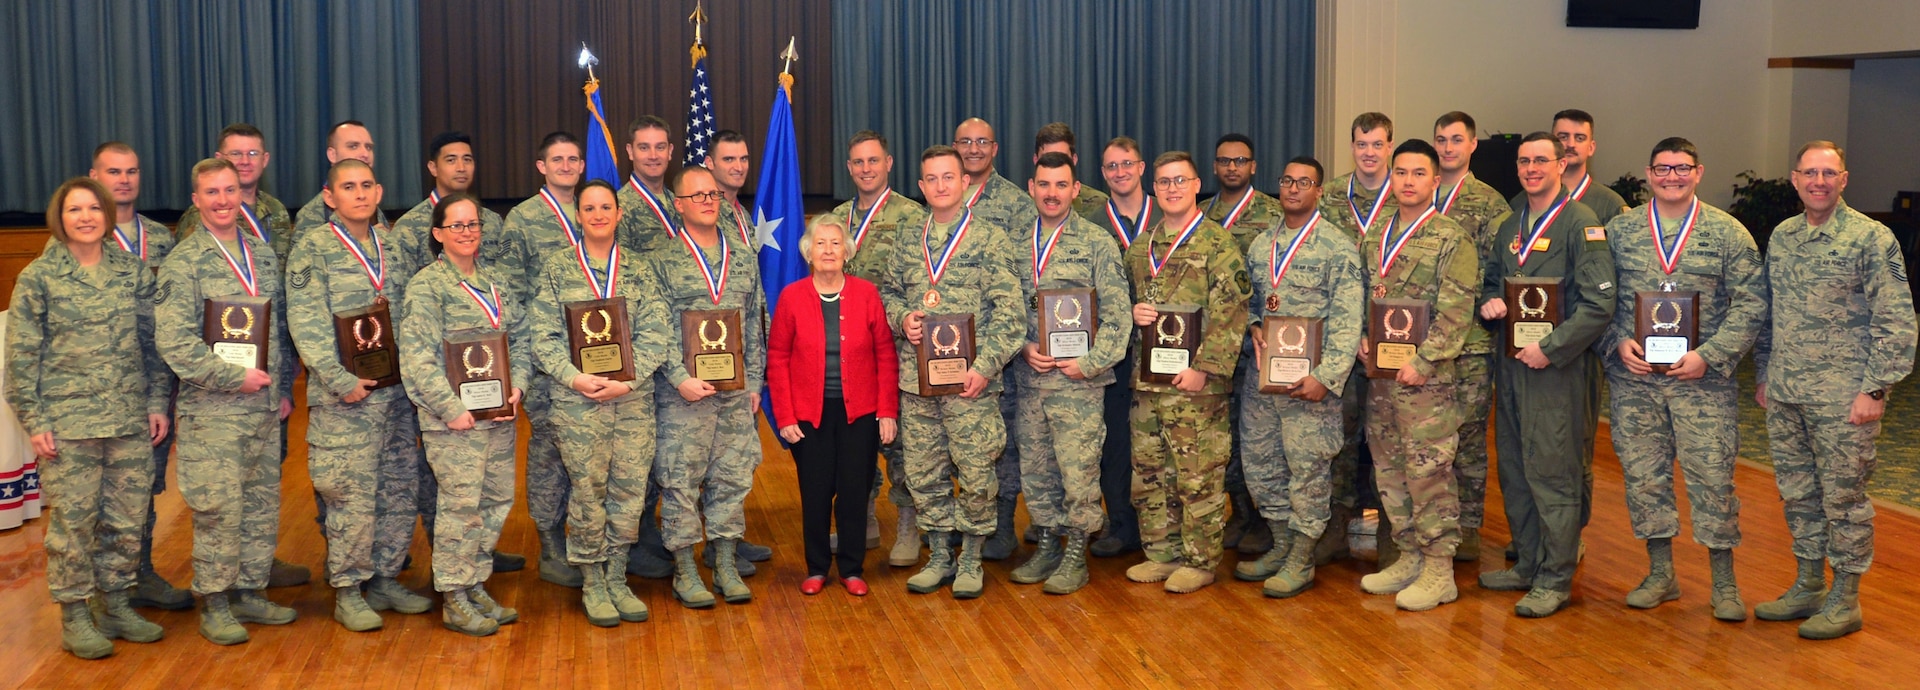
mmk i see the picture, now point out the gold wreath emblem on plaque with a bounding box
[1052,296,1084,329]
[1275,324,1309,356]
[1518,286,1549,320]
[1155,313,1185,345]
[1383,308,1414,341]
[580,309,613,344]
[219,306,254,339]
[1650,300,1683,334]
[931,323,962,356]
[352,316,382,351]
[698,318,728,351]
[461,344,495,378]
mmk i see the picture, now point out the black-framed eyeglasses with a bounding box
[677,191,725,203]
[1277,177,1319,190]
[1214,156,1253,168]
[436,221,482,234]
[1153,176,1197,190]
[1650,164,1698,177]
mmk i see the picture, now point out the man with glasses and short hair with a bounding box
[1602,137,1766,623]
[1084,136,1151,558]
[1752,141,1914,640]
[1033,122,1109,220]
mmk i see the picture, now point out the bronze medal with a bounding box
[1264,293,1281,313]
[1372,283,1388,299]
[923,289,941,308]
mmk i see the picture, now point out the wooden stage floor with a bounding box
[0,404,1914,689]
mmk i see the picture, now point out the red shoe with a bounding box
[842,576,869,597]
[801,575,827,595]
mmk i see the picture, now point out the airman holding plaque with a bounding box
[1472,133,1615,618]
[1233,156,1364,598]
[1602,137,1767,622]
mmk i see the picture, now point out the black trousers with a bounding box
[1098,357,1139,541]
[793,397,879,577]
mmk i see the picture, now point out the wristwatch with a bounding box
[1867,389,1886,401]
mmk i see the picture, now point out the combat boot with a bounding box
[1626,538,1681,608]
[231,589,296,624]
[982,497,1019,561]
[130,567,193,610]
[713,538,753,604]
[1312,505,1352,566]
[492,550,527,573]
[953,534,987,599]
[441,589,499,637]
[1263,531,1317,598]
[1043,529,1091,595]
[1477,568,1531,591]
[1515,587,1571,617]
[1361,550,1423,594]
[1756,557,1829,621]
[1164,566,1216,594]
[1125,559,1181,583]
[671,547,716,609]
[580,559,619,627]
[736,538,774,562]
[1395,555,1458,611]
[1223,491,1254,550]
[267,557,311,588]
[889,505,922,567]
[332,586,383,632]
[907,533,957,593]
[1799,571,1862,640]
[604,549,648,622]
[630,519,676,578]
[1455,528,1481,563]
[1009,527,1062,584]
[60,600,113,659]
[1234,519,1292,581]
[365,576,433,614]
[1236,509,1274,556]
[197,593,248,646]
[469,584,518,624]
[1709,548,1746,621]
[538,524,583,587]
[704,539,758,577]
[93,590,164,643]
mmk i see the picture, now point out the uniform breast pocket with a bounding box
[1045,257,1095,288]
[1678,256,1723,292]
[1801,259,1861,297]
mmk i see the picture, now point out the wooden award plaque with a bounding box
[566,297,636,382]
[681,308,745,391]
[1258,316,1323,392]
[442,331,514,421]
[1504,276,1566,358]
[203,295,271,372]
[1366,298,1431,379]
[331,302,400,390]
[1037,287,1097,359]
[1634,289,1699,374]
[1138,305,1202,386]
[917,313,976,397]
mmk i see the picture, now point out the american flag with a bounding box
[685,56,716,165]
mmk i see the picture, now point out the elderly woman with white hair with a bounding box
[767,215,899,596]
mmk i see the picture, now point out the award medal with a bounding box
[677,225,732,305]
[629,174,679,238]
[1650,196,1699,275]
[574,241,620,300]
[1515,192,1570,266]
[1147,212,1205,280]
[239,203,270,244]
[1207,188,1255,230]
[459,278,503,329]
[1433,180,1464,215]
[921,210,974,309]
[210,229,260,297]
[539,186,582,247]
[328,221,388,300]
[1104,197,1152,249]
[1270,211,1320,291]
[1569,173,1592,202]
[1032,216,1069,280]
[112,217,147,260]
[1377,206,1439,284]
[1348,176,1390,239]
[848,187,892,254]
[729,199,754,246]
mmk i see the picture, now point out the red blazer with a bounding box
[768,275,899,429]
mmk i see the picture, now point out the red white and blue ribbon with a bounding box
[630,174,678,238]
[427,189,442,208]
[1377,206,1440,279]
[922,209,974,287]
[209,228,259,297]
[1433,180,1464,215]
[1208,188,1255,230]
[1032,216,1069,279]
[964,182,988,208]
[1650,196,1700,275]
[847,187,891,253]
[1348,176,1391,238]
[1569,173,1593,202]
[459,279,502,328]
[1515,193,1570,267]
[112,218,147,260]
[1271,211,1320,288]
[328,221,387,292]
[678,225,731,305]
[728,199,754,246]
[539,187,581,247]
[1104,197,1153,249]
[575,241,620,299]
[239,203,270,243]
[1147,211,1205,279]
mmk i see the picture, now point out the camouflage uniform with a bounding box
[1755,201,1915,574]
[1203,189,1283,512]
[1361,209,1478,559]
[154,229,296,595]
[832,190,926,510]
[1072,185,1111,222]
[293,190,390,246]
[1239,216,1365,538]
[1010,212,1131,534]
[1319,174,1399,515]
[175,192,293,265]
[7,243,170,603]
[881,210,1024,535]
[1483,194,1613,590]
[649,231,766,552]
[1126,215,1250,569]
[1084,199,1152,543]
[498,192,582,540]
[966,173,1033,527]
[1437,175,1506,531]
[399,259,531,591]
[1570,175,1631,225]
[285,223,419,588]
[529,243,674,564]
[1601,200,1767,550]
[105,216,180,565]
[616,175,682,256]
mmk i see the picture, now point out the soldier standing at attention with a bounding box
[1032,122,1110,220]
[1084,136,1151,558]
[1753,141,1915,640]
[619,115,683,256]
[9,178,172,658]
[292,120,383,240]
[1354,140,1478,612]
[174,124,296,262]
[1122,152,1250,594]
[1604,137,1767,622]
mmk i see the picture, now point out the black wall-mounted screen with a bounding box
[1567,0,1701,29]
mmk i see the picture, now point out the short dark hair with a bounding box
[537,131,580,159]
[1035,151,1076,178]
[713,129,747,147]
[1434,111,1477,137]
[1034,122,1077,156]
[628,115,671,142]
[426,192,483,257]
[575,179,621,214]
[1553,109,1596,131]
[1282,155,1324,184]
[1648,136,1701,166]
[921,144,962,167]
[1392,139,1439,172]
[1151,151,1198,178]
[1104,136,1142,158]
[326,159,374,188]
[849,130,889,154]
[92,141,136,165]
[428,131,473,160]
[670,164,715,194]
[1214,133,1255,158]
[1352,112,1394,142]
[216,123,266,152]
[326,120,369,147]
[1519,131,1566,159]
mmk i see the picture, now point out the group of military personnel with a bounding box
[9,104,1908,659]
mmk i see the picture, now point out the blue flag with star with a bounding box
[753,78,807,313]
[685,55,717,165]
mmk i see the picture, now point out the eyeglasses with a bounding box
[1101,160,1143,172]
[1516,156,1559,168]
[1650,164,1698,177]
[1214,156,1253,168]
[1152,176,1197,190]
[1277,176,1319,190]
[221,150,266,160]
[677,191,725,203]
[953,137,996,149]
[436,221,482,234]
[1793,168,1843,181]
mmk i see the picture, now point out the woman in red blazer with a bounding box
[768,217,899,596]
